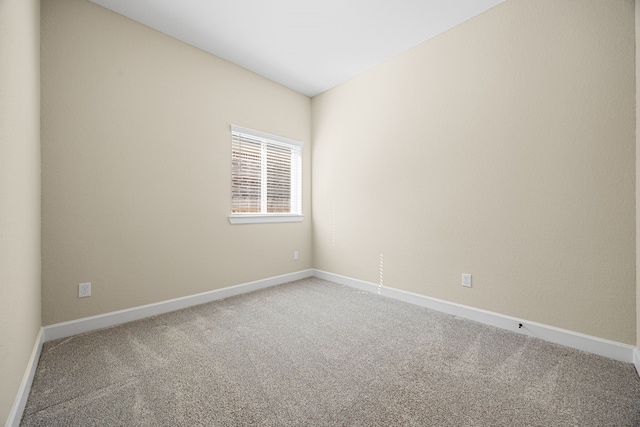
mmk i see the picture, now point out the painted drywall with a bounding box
[41,0,311,325]
[636,0,640,349]
[312,0,635,344]
[0,0,41,422]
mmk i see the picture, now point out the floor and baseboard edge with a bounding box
[313,269,636,365]
[10,269,640,425]
[634,347,640,375]
[5,327,44,427]
[43,269,314,342]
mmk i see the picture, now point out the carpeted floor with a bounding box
[21,277,640,426]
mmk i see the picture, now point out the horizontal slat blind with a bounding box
[231,134,262,213]
[291,144,302,214]
[266,143,292,213]
[231,126,302,215]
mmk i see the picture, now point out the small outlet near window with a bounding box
[79,282,91,298]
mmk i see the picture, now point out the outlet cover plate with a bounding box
[79,282,91,298]
[462,274,472,288]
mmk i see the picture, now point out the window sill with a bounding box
[228,214,304,224]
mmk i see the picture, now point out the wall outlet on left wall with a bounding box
[462,274,472,288]
[78,282,91,298]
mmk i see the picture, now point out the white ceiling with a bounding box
[88,0,503,97]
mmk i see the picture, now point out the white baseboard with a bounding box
[8,268,640,426]
[44,269,314,342]
[313,269,637,364]
[5,327,44,427]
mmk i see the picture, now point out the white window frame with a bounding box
[229,125,303,224]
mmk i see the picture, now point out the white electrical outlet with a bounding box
[79,282,91,298]
[294,250,299,261]
[462,274,472,288]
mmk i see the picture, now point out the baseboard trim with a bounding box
[313,269,636,364]
[634,347,640,375]
[44,269,314,342]
[6,327,44,427]
[8,269,639,426]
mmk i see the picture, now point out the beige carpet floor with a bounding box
[21,277,640,426]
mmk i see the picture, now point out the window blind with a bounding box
[231,125,302,215]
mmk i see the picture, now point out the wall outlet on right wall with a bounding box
[462,274,472,288]
[79,282,92,298]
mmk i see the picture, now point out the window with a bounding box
[229,125,303,224]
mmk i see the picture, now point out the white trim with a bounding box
[313,269,636,364]
[231,124,304,148]
[228,214,304,224]
[6,328,44,427]
[634,347,640,375]
[9,270,639,425]
[44,269,314,342]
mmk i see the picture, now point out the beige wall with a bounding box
[637,0,640,348]
[0,0,41,423]
[312,0,636,344]
[34,0,640,344]
[1,0,636,421]
[41,0,312,325]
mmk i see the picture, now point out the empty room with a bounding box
[2,0,640,425]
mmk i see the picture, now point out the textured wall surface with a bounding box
[41,0,312,325]
[0,0,41,423]
[312,0,635,344]
[3,0,638,422]
[636,0,639,349]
